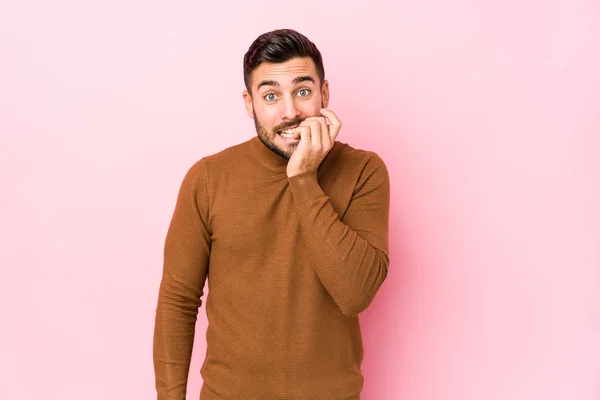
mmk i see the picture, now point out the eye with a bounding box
[297,89,311,97]
[264,93,277,101]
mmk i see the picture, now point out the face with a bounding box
[243,57,329,160]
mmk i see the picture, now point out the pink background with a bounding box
[1,0,599,399]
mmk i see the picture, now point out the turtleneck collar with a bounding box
[248,135,341,174]
[249,136,289,173]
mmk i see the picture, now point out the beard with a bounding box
[253,109,304,160]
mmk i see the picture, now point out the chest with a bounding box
[206,172,350,263]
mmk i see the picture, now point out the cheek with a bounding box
[299,99,322,116]
[254,106,278,129]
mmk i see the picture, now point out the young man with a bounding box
[153,29,390,400]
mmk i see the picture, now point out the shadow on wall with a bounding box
[339,98,434,400]
[356,137,413,400]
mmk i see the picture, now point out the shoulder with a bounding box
[329,140,389,176]
[182,138,254,180]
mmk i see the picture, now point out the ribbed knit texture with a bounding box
[153,136,390,400]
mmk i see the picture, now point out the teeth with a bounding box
[279,128,296,137]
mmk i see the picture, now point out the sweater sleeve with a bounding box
[288,152,390,317]
[153,160,211,400]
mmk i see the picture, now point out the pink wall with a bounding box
[1,1,599,399]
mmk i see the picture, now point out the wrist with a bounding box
[288,170,325,203]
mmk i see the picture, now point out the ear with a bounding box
[321,80,330,109]
[242,89,254,119]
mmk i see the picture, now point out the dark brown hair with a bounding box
[243,29,325,93]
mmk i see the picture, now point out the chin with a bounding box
[258,134,294,160]
[278,146,295,160]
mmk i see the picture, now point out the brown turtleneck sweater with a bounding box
[153,136,390,400]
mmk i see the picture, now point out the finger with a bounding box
[294,126,311,149]
[315,117,331,149]
[306,119,323,152]
[301,118,321,152]
[320,109,341,141]
[305,117,330,148]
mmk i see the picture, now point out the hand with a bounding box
[286,108,342,178]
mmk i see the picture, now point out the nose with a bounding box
[280,96,300,120]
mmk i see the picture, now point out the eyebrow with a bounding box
[256,75,315,91]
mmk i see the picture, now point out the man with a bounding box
[153,29,390,400]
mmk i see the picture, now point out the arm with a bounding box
[153,160,211,400]
[288,152,390,317]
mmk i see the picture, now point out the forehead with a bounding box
[251,57,318,89]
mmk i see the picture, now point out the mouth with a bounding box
[277,126,299,139]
